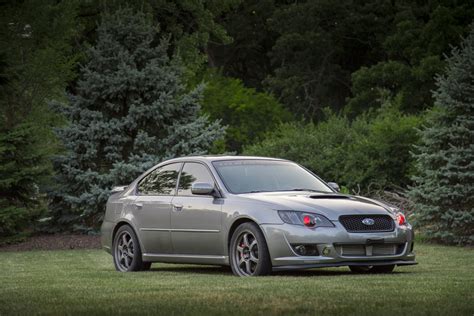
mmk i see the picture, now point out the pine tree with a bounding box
[408,25,474,245]
[0,123,50,237]
[0,0,79,237]
[50,8,224,231]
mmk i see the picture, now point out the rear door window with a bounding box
[138,163,182,195]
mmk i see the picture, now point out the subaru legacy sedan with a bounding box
[101,156,416,276]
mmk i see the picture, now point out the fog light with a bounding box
[322,247,331,256]
[292,244,319,256]
[295,245,307,255]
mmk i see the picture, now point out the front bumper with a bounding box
[260,221,416,269]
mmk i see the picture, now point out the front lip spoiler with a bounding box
[272,260,417,271]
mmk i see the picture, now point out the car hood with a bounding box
[238,192,395,221]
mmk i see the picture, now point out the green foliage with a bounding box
[76,0,240,80]
[201,70,291,152]
[347,1,474,116]
[408,27,474,245]
[0,0,80,127]
[245,115,351,184]
[146,0,240,77]
[207,0,277,89]
[50,7,225,231]
[0,124,49,237]
[0,0,471,246]
[0,0,80,237]
[211,1,473,120]
[346,103,422,191]
[264,0,395,118]
[212,0,401,118]
[245,102,422,193]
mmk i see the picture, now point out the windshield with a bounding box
[212,160,333,194]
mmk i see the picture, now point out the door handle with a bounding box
[172,203,183,212]
[133,202,143,210]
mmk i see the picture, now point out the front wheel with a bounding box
[349,264,395,274]
[229,222,272,276]
[113,225,150,272]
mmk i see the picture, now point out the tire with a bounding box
[349,264,395,274]
[229,222,272,276]
[113,225,149,272]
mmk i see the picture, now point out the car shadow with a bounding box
[273,269,413,277]
[147,264,415,277]
[149,265,231,275]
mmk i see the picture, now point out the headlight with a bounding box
[278,211,334,228]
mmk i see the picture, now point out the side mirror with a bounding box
[111,185,127,194]
[327,182,340,192]
[191,182,215,195]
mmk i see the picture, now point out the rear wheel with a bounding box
[349,264,395,274]
[230,222,272,276]
[113,225,150,272]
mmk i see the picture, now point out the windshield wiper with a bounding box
[240,189,328,194]
[240,190,269,194]
[285,189,327,193]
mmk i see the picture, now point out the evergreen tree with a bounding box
[0,123,50,237]
[0,0,79,237]
[50,8,224,231]
[408,26,474,245]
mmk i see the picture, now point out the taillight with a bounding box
[397,213,406,225]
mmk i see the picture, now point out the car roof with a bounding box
[163,155,288,164]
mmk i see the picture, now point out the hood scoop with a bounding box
[308,194,350,200]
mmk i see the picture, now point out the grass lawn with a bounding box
[0,243,472,315]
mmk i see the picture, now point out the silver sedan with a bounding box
[101,156,416,276]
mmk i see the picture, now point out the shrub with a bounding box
[201,70,291,152]
[244,102,422,194]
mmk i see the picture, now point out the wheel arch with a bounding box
[227,216,260,250]
[227,216,273,276]
[112,220,144,252]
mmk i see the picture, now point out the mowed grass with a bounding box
[0,244,472,315]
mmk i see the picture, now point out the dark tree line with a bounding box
[0,0,472,244]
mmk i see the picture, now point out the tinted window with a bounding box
[178,162,214,195]
[138,163,181,195]
[213,160,332,194]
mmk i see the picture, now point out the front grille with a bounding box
[339,215,395,233]
[337,243,404,257]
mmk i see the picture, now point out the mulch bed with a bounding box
[0,234,101,252]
